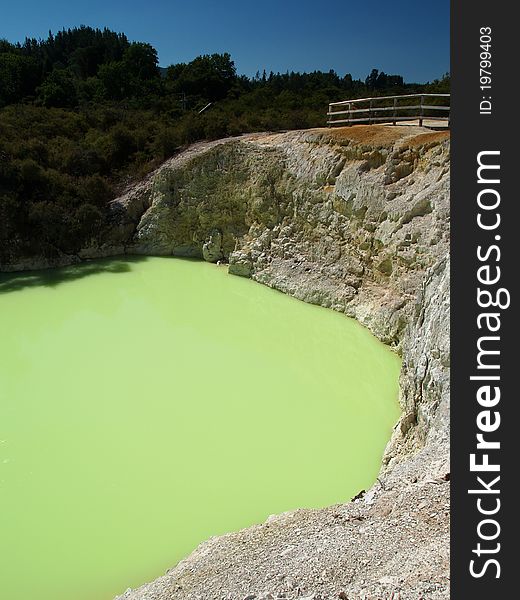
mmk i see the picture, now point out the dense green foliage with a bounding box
[0,26,450,261]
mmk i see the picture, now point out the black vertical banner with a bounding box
[451,1,516,598]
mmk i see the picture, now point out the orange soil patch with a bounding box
[404,130,450,148]
[309,125,450,150]
[316,125,421,148]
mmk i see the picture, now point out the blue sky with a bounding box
[1,0,449,82]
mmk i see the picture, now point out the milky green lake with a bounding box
[0,256,400,600]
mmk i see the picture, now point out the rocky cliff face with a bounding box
[1,126,450,599]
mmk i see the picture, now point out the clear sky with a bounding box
[1,0,449,82]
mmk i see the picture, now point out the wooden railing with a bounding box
[327,93,450,127]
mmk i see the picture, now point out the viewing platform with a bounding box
[327,93,450,129]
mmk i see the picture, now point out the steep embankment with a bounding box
[1,126,450,599]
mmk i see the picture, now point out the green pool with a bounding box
[0,256,400,600]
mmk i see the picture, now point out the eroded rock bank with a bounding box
[1,126,450,599]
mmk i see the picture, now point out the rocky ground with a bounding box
[1,126,450,599]
[117,474,449,600]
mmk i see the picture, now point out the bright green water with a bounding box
[0,257,400,600]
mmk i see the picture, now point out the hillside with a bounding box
[0,27,449,267]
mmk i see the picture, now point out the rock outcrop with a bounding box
[0,126,450,599]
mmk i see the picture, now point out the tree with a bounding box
[97,61,132,100]
[365,68,379,90]
[0,52,40,105]
[123,43,159,80]
[166,53,236,101]
[343,73,353,89]
[36,67,77,107]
